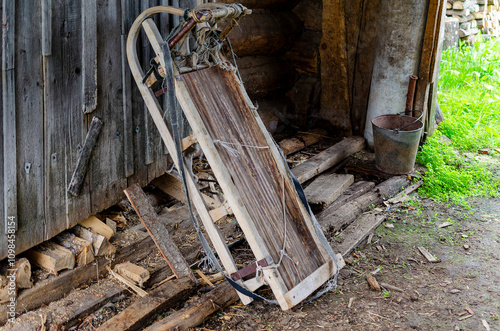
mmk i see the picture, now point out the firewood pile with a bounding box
[446,0,500,45]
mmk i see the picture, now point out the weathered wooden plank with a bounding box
[319,0,352,135]
[67,116,103,196]
[97,278,195,331]
[124,184,197,283]
[0,235,156,325]
[0,0,4,255]
[350,0,382,136]
[81,0,98,114]
[335,213,387,257]
[89,0,127,215]
[2,0,16,238]
[318,176,409,233]
[304,174,354,210]
[43,0,90,241]
[12,0,46,257]
[278,131,322,156]
[345,0,364,111]
[291,137,366,183]
[144,281,239,331]
[321,180,375,215]
[41,0,52,56]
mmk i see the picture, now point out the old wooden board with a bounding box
[335,213,387,257]
[97,278,195,331]
[304,173,354,210]
[124,184,196,283]
[179,66,334,309]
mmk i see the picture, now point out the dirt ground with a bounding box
[200,196,500,331]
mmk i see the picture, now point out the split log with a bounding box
[0,235,156,326]
[53,232,95,267]
[218,0,299,9]
[304,174,354,211]
[365,273,381,291]
[11,258,33,289]
[227,12,302,57]
[79,216,114,240]
[115,262,150,287]
[97,278,195,331]
[318,176,410,233]
[144,281,239,331]
[124,184,197,283]
[237,56,296,99]
[292,136,366,183]
[278,130,323,156]
[335,213,387,257]
[325,181,375,213]
[72,224,112,257]
[25,242,75,274]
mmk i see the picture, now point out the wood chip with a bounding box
[465,306,474,315]
[380,283,404,292]
[195,270,214,287]
[463,244,470,250]
[458,314,473,321]
[107,266,147,297]
[478,149,490,155]
[367,233,374,244]
[450,289,461,294]
[417,247,439,263]
[365,274,381,291]
[384,223,394,229]
[482,319,491,330]
[438,222,453,228]
[348,297,354,308]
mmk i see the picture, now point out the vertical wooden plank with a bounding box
[121,0,134,177]
[14,0,46,255]
[350,0,382,136]
[0,0,5,257]
[319,0,352,136]
[344,0,364,111]
[142,0,154,166]
[44,0,90,241]
[81,0,98,114]
[41,0,52,56]
[89,0,127,215]
[2,0,17,236]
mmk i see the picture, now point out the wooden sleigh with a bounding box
[126,4,343,310]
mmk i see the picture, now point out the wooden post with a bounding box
[319,0,352,136]
[124,184,197,284]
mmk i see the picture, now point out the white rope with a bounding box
[213,139,269,157]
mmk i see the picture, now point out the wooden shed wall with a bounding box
[0,0,196,260]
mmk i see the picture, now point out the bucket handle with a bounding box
[393,112,423,134]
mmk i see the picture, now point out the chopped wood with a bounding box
[0,275,12,304]
[336,214,387,257]
[152,173,220,209]
[79,216,114,240]
[115,262,150,287]
[25,242,75,274]
[97,278,195,331]
[11,257,33,289]
[106,218,117,234]
[418,247,440,263]
[482,319,491,330]
[278,131,323,156]
[53,232,95,267]
[72,224,112,256]
[107,266,147,297]
[319,176,410,233]
[0,235,156,325]
[195,270,214,286]
[124,184,197,283]
[380,283,404,292]
[304,174,354,210]
[144,281,239,331]
[478,148,490,155]
[348,297,354,308]
[367,233,374,245]
[365,273,381,291]
[209,203,233,222]
[387,180,423,204]
[291,137,365,183]
[323,181,376,213]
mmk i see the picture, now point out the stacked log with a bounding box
[446,0,482,44]
[480,0,500,36]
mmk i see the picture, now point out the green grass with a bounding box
[416,37,500,204]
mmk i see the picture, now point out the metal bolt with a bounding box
[135,125,140,133]
[51,154,57,163]
[24,163,31,174]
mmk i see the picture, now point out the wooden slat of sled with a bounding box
[178,67,335,310]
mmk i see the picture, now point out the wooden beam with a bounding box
[304,174,354,210]
[143,281,239,331]
[278,131,322,156]
[319,0,352,135]
[291,137,365,183]
[324,181,375,213]
[336,213,387,257]
[318,176,409,233]
[96,278,195,331]
[124,184,197,283]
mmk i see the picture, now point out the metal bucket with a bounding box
[372,114,423,174]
